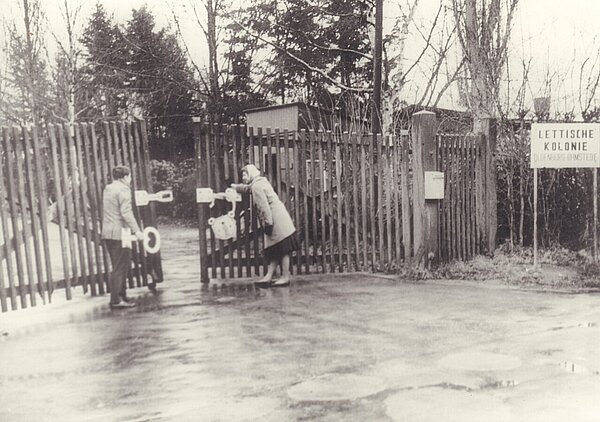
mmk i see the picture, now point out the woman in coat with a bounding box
[232,164,298,286]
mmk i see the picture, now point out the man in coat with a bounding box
[102,165,143,308]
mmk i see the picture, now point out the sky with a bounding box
[2,0,599,116]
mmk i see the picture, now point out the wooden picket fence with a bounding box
[0,119,161,312]
[194,118,492,281]
[438,133,482,261]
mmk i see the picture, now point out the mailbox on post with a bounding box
[424,171,444,200]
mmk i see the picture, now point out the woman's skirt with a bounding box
[264,231,299,262]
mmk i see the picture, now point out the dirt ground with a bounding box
[1,224,600,421]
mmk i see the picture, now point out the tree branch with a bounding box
[230,16,373,93]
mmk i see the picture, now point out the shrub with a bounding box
[149,159,197,220]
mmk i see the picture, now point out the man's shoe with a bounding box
[272,279,290,287]
[110,301,136,309]
[119,295,133,303]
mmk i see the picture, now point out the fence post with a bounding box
[477,118,498,255]
[411,111,439,267]
[193,118,210,283]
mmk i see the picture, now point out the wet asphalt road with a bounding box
[1,226,600,421]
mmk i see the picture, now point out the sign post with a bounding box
[531,123,600,267]
[595,168,598,261]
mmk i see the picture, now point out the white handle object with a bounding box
[121,227,161,253]
[196,188,215,207]
[135,190,174,206]
[143,226,161,254]
[196,187,241,208]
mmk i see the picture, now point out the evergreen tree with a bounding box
[224,0,372,112]
[122,7,197,160]
[80,2,124,118]
[222,4,271,119]
[80,5,197,159]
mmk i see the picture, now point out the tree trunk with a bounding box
[206,0,220,117]
[23,0,39,126]
[519,164,524,245]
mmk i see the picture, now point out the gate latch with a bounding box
[197,187,241,240]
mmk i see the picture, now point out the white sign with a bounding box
[424,171,444,199]
[531,123,600,168]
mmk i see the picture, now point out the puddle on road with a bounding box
[385,388,513,422]
[433,375,519,392]
[287,373,387,402]
[438,351,522,372]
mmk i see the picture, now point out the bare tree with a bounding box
[1,0,50,126]
[51,0,85,124]
[381,0,419,135]
[170,0,227,116]
[453,0,519,129]
[382,0,464,135]
[578,40,600,122]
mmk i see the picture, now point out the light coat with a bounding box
[101,180,141,240]
[233,176,295,248]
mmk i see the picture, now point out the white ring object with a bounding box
[143,226,161,254]
[208,217,215,225]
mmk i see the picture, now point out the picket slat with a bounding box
[32,127,55,298]
[399,136,410,263]
[296,132,306,274]
[125,123,144,287]
[461,136,467,259]
[256,127,266,275]
[351,133,360,270]
[10,127,35,307]
[22,127,46,304]
[385,139,393,265]
[275,129,283,201]
[0,133,12,311]
[63,124,89,293]
[48,125,74,299]
[325,131,335,272]
[1,128,21,309]
[223,125,234,279]
[72,125,95,294]
[323,132,331,271]
[232,125,244,277]
[248,128,260,275]
[443,137,451,261]
[240,127,251,277]
[205,124,217,279]
[470,138,477,256]
[335,135,344,272]
[283,130,294,274]
[194,122,209,282]
[81,124,106,294]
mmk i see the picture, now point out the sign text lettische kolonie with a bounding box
[531,123,600,168]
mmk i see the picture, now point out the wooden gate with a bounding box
[0,119,161,312]
[194,115,495,281]
[437,133,483,261]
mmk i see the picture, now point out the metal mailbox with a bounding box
[424,171,444,200]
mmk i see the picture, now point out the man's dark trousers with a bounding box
[104,240,131,304]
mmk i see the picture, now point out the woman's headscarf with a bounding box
[242,164,261,182]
